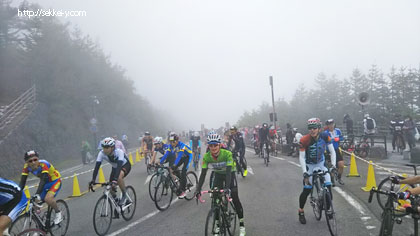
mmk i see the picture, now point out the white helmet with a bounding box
[153,137,163,144]
[194,131,200,137]
[101,137,115,148]
[207,133,221,144]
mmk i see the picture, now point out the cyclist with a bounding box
[227,126,248,177]
[288,128,301,156]
[252,125,260,155]
[113,135,127,154]
[0,178,28,236]
[269,125,278,153]
[298,118,336,224]
[190,131,202,167]
[160,132,192,199]
[141,131,154,157]
[151,137,171,165]
[324,119,344,185]
[259,123,270,162]
[121,134,129,149]
[89,137,132,211]
[389,114,405,152]
[195,133,246,236]
[19,150,63,225]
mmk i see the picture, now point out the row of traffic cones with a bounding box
[72,149,144,197]
[346,152,407,192]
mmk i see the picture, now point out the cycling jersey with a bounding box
[0,178,28,222]
[160,141,192,166]
[190,136,201,150]
[202,149,236,174]
[259,128,270,142]
[227,132,245,153]
[96,148,128,168]
[299,132,332,165]
[324,128,343,150]
[22,160,61,182]
[154,143,170,155]
[0,178,21,206]
[143,136,154,149]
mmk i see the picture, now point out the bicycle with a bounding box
[16,228,47,236]
[259,141,269,167]
[153,166,198,211]
[394,132,405,154]
[193,147,201,172]
[89,182,137,236]
[148,164,165,201]
[144,151,154,175]
[308,168,337,236]
[270,138,278,157]
[197,189,237,236]
[340,135,355,152]
[9,197,70,236]
[232,150,246,178]
[354,136,370,158]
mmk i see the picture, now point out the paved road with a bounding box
[23,147,417,236]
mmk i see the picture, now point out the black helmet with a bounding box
[24,150,39,161]
[262,123,268,128]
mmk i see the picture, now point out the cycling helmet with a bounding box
[24,150,39,161]
[194,131,200,137]
[293,128,298,132]
[122,134,128,140]
[325,119,334,125]
[169,132,179,141]
[262,123,268,128]
[307,118,321,129]
[364,114,370,118]
[207,133,221,144]
[145,131,151,136]
[255,125,260,129]
[344,114,349,119]
[230,126,237,131]
[153,137,163,144]
[101,137,116,148]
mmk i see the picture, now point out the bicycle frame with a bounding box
[91,183,133,213]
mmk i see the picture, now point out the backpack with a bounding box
[366,118,375,130]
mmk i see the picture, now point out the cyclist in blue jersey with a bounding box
[151,137,171,165]
[160,132,192,199]
[298,118,336,224]
[324,119,344,185]
[190,131,202,168]
[0,178,28,236]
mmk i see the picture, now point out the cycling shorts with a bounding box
[303,161,331,189]
[40,178,62,200]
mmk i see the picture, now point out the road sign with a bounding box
[90,125,97,133]
[90,118,97,125]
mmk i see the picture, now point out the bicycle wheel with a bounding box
[122,186,137,221]
[264,147,269,167]
[154,177,173,211]
[49,199,70,236]
[17,228,47,236]
[205,208,226,236]
[376,176,413,217]
[235,158,243,177]
[10,214,41,236]
[379,208,394,236]
[311,178,323,221]
[148,172,161,201]
[184,171,198,200]
[226,202,237,236]
[324,190,337,236]
[93,195,113,236]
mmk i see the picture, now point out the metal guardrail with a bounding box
[0,85,36,131]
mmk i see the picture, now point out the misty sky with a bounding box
[19,0,420,130]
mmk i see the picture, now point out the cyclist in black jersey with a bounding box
[259,123,270,161]
[227,126,248,177]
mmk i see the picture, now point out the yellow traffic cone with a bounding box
[361,161,377,191]
[72,174,82,197]
[135,150,141,162]
[347,152,360,177]
[129,152,134,165]
[98,167,106,183]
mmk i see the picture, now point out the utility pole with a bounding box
[269,76,277,129]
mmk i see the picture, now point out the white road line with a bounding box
[108,199,180,236]
[287,160,301,168]
[247,166,254,175]
[334,187,366,215]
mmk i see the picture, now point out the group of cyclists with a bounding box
[5,114,418,236]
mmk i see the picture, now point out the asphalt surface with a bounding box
[22,146,419,236]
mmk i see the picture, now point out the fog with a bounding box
[19,0,420,129]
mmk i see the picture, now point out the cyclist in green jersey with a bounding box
[195,133,246,236]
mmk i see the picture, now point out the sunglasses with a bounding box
[208,144,219,148]
[308,127,318,130]
[27,158,39,163]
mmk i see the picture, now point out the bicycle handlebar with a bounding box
[89,182,112,192]
[197,189,232,204]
